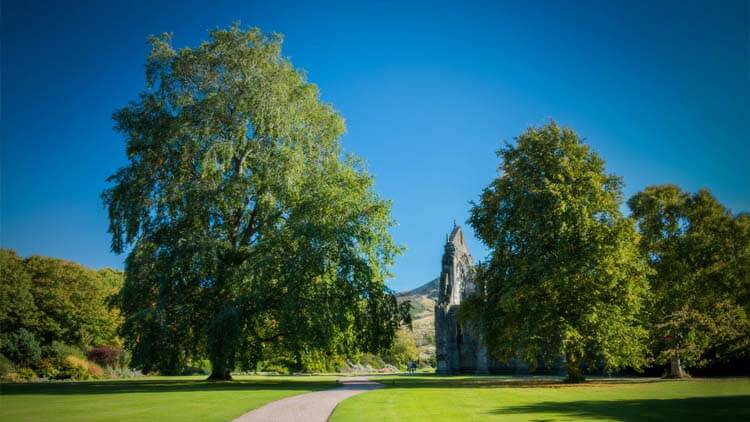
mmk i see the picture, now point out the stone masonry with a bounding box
[435,224,489,374]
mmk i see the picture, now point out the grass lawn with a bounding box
[331,375,750,421]
[0,375,337,422]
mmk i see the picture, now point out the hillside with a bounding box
[396,277,438,362]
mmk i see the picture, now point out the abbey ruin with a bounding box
[434,224,489,374]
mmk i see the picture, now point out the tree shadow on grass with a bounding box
[0,378,335,396]
[375,375,662,389]
[488,396,750,421]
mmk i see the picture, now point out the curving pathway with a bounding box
[233,377,382,422]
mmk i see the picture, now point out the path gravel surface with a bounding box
[233,377,382,422]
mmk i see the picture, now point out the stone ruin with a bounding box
[434,223,562,375]
[434,224,489,374]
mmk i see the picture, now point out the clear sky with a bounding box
[2,0,748,291]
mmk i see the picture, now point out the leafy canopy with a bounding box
[628,185,750,374]
[103,25,407,378]
[466,122,649,381]
[0,249,123,367]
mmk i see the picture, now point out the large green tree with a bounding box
[465,122,649,382]
[628,185,750,377]
[103,25,407,380]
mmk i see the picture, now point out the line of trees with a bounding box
[464,122,749,382]
[0,250,125,380]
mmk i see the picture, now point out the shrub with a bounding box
[86,345,123,368]
[105,366,142,378]
[17,367,38,381]
[359,353,385,369]
[3,328,42,367]
[60,355,89,380]
[116,349,131,369]
[87,361,105,378]
[46,341,84,360]
[258,362,289,375]
[37,358,59,379]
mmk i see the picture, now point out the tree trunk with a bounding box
[206,306,240,381]
[564,351,585,383]
[666,357,689,379]
[207,368,232,381]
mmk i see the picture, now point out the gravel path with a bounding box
[233,377,382,422]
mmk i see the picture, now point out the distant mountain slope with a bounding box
[397,277,439,301]
[396,278,439,362]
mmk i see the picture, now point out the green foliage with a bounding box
[0,250,39,348]
[57,355,92,380]
[45,341,85,360]
[17,367,38,381]
[466,122,649,382]
[0,249,124,377]
[24,256,123,348]
[0,354,15,377]
[358,353,386,369]
[103,25,407,379]
[0,249,123,352]
[383,329,419,368]
[628,185,750,376]
[3,328,42,368]
[36,358,59,379]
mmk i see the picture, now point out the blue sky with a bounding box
[2,0,748,291]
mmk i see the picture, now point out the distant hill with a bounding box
[396,277,439,362]
[397,277,439,301]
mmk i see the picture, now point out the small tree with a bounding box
[384,329,419,369]
[4,328,42,368]
[628,185,750,377]
[466,122,649,382]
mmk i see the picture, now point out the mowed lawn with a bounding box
[331,375,750,421]
[0,375,337,422]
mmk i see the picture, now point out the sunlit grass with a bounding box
[0,375,337,422]
[332,375,750,421]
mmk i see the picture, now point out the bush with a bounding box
[37,358,59,379]
[58,355,103,380]
[258,362,289,375]
[87,361,105,378]
[0,354,15,377]
[86,345,123,368]
[359,353,385,369]
[116,349,131,369]
[105,366,142,378]
[17,367,38,381]
[46,341,84,360]
[3,328,42,367]
[180,358,211,375]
